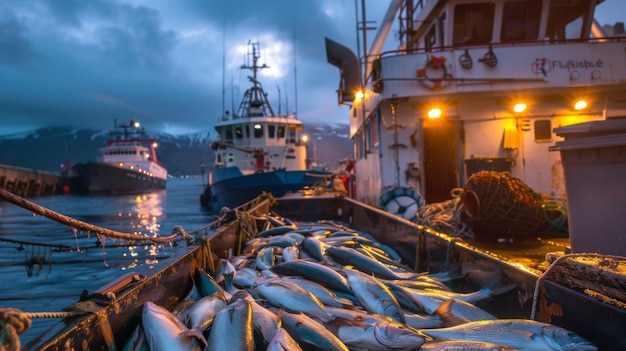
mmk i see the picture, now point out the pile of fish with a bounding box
[123,216,598,351]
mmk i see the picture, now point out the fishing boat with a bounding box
[10,192,623,350]
[71,119,167,194]
[324,0,626,231]
[199,41,330,212]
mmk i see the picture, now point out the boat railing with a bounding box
[378,35,626,61]
[368,35,626,84]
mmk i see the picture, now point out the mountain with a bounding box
[0,122,352,176]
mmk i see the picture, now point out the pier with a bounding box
[0,164,63,197]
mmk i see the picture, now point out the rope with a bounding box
[0,188,186,244]
[0,309,27,351]
[416,188,475,239]
[0,308,90,351]
[529,253,625,320]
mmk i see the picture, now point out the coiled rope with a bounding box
[415,188,475,239]
[0,188,188,244]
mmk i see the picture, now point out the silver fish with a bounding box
[266,327,303,351]
[324,316,426,351]
[141,302,204,351]
[253,276,333,322]
[420,319,597,351]
[279,310,349,351]
[343,267,406,324]
[206,299,254,351]
[281,245,299,262]
[271,259,351,292]
[283,276,351,307]
[390,284,496,320]
[185,291,228,332]
[256,247,277,271]
[419,340,516,350]
[250,300,280,347]
[327,246,420,280]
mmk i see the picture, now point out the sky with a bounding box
[0,0,624,136]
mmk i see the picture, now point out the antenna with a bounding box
[221,20,226,118]
[292,17,298,117]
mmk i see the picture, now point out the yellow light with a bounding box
[574,100,588,110]
[301,134,309,143]
[513,103,527,113]
[428,108,442,119]
[355,90,364,103]
[152,142,158,148]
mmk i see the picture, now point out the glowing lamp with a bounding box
[574,100,588,110]
[513,103,527,113]
[301,134,309,143]
[428,108,442,119]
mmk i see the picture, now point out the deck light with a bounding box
[301,134,309,143]
[574,100,588,110]
[427,108,442,119]
[513,103,527,113]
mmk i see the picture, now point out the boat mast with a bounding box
[240,41,276,117]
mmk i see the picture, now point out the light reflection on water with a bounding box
[0,177,213,345]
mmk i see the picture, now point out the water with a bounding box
[0,177,214,346]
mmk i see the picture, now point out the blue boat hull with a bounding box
[200,168,329,211]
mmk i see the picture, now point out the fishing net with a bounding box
[461,171,547,240]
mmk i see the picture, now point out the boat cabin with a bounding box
[326,0,626,207]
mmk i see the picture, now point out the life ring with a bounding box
[416,55,451,91]
[378,187,425,221]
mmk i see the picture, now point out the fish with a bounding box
[281,245,299,262]
[419,340,517,350]
[343,267,406,324]
[278,310,349,351]
[271,259,351,292]
[324,316,426,351]
[185,291,228,332]
[194,268,231,299]
[256,247,277,270]
[327,246,420,280]
[205,299,254,351]
[388,284,497,320]
[249,300,280,348]
[253,276,333,322]
[266,327,303,351]
[283,275,352,307]
[420,319,597,351]
[141,302,204,351]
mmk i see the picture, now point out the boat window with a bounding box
[355,129,364,159]
[287,126,296,144]
[534,120,552,142]
[439,12,446,48]
[277,125,286,139]
[453,2,495,45]
[244,125,250,138]
[224,126,234,142]
[425,24,437,52]
[253,123,264,138]
[268,124,276,139]
[234,125,244,139]
[370,116,379,149]
[501,0,542,42]
[546,0,591,42]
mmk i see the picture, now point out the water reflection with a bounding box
[0,178,208,345]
